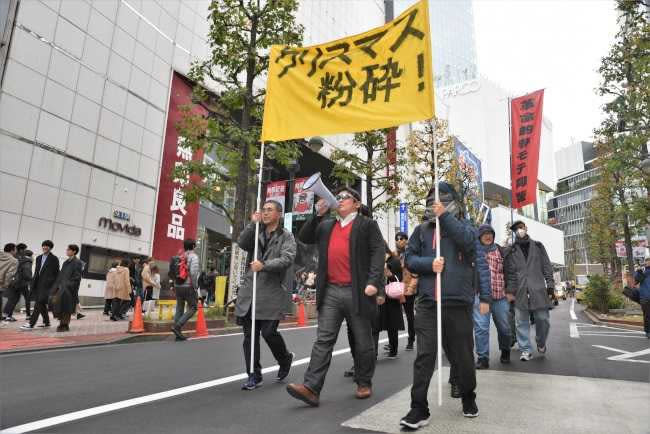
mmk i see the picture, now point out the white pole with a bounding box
[433,132,442,407]
[250,141,266,375]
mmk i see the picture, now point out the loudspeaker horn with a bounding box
[303,172,338,209]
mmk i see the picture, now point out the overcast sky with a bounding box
[472,0,620,151]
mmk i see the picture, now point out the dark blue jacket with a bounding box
[635,267,650,301]
[406,211,491,306]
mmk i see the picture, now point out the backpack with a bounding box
[169,252,189,285]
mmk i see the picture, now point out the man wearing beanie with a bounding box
[400,182,491,429]
[474,224,512,368]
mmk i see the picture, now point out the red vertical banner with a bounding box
[152,73,206,261]
[265,181,287,213]
[510,89,544,209]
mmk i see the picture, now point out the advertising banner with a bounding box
[265,181,287,213]
[292,177,314,216]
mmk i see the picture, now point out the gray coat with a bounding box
[235,223,297,320]
[505,237,554,310]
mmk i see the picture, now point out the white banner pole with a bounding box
[250,141,266,375]
[433,132,442,407]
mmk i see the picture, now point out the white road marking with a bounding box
[570,322,580,338]
[570,299,577,320]
[576,323,644,332]
[592,345,650,364]
[0,334,407,433]
[580,333,647,339]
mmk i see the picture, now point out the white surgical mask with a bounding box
[516,228,527,238]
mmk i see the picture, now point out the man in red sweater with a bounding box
[287,187,385,407]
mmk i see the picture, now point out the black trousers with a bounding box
[103,299,112,314]
[30,300,50,326]
[373,327,398,356]
[641,300,650,333]
[404,295,416,344]
[241,311,290,381]
[3,288,22,317]
[111,299,129,318]
[410,298,476,410]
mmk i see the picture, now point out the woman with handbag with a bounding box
[374,243,405,359]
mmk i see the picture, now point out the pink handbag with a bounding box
[386,276,405,299]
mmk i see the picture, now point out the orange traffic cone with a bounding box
[297,301,306,327]
[194,301,209,338]
[128,296,144,333]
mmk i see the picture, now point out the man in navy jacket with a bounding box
[400,183,491,430]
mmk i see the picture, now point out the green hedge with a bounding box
[583,275,625,312]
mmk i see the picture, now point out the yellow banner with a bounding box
[261,0,434,142]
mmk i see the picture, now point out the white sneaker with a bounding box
[520,351,533,361]
[20,323,34,330]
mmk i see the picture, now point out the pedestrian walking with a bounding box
[106,260,131,321]
[395,232,417,351]
[50,245,83,332]
[21,241,59,330]
[0,243,18,323]
[235,200,297,390]
[206,267,217,305]
[103,261,118,316]
[130,257,144,308]
[170,239,200,341]
[400,183,490,429]
[634,256,650,338]
[473,224,512,368]
[505,220,555,361]
[198,270,210,303]
[141,258,156,303]
[150,264,161,300]
[3,249,33,322]
[375,245,404,359]
[287,187,385,406]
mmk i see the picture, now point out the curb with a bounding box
[0,319,318,355]
[583,309,644,331]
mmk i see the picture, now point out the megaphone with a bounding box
[303,172,338,209]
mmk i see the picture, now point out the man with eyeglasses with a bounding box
[287,187,385,407]
[235,200,297,390]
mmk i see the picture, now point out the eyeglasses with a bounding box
[261,207,277,213]
[336,193,354,202]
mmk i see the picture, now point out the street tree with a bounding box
[171,0,304,240]
[585,168,619,279]
[593,0,650,272]
[330,129,401,218]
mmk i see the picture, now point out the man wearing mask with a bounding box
[400,183,490,429]
[474,225,512,368]
[505,221,554,361]
[21,241,59,330]
[395,232,417,351]
[633,257,650,338]
[235,200,297,390]
[287,187,385,406]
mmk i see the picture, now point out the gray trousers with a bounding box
[174,286,197,329]
[304,284,375,394]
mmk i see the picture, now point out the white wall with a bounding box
[555,141,585,181]
[490,206,565,265]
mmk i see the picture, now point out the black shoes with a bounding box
[400,408,430,430]
[76,313,85,320]
[171,326,186,341]
[462,394,479,418]
[276,352,294,382]
[475,357,489,369]
[500,350,511,364]
[405,341,414,351]
[450,383,461,399]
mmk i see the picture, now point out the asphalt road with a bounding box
[0,299,647,433]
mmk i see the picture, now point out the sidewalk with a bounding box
[0,309,130,353]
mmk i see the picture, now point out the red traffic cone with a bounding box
[128,296,144,333]
[297,301,306,327]
[194,301,209,338]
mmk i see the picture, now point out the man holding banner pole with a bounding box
[400,183,486,429]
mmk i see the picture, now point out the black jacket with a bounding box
[51,257,83,315]
[10,255,33,292]
[32,253,60,303]
[298,214,385,320]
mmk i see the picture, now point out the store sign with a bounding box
[151,73,205,260]
[112,210,130,221]
[98,217,141,236]
[615,239,647,259]
[399,203,408,233]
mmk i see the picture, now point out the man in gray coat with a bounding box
[235,200,297,390]
[505,221,555,361]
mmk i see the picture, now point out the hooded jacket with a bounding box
[406,182,491,305]
[0,252,18,290]
[10,255,33,291]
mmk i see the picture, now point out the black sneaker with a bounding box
[462,394,479,418]
[276,352,294,382]
[500,350,511,364]
[450,383,461,399]
[37,323,51,328]
[475,357,489,369]
[171,326,186,341]
[241,375,263,391]
[405,341,414,351]
[76,313,85,320]
[5,317,17,322]
[385,352,398,360]
[400,408,430,430]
